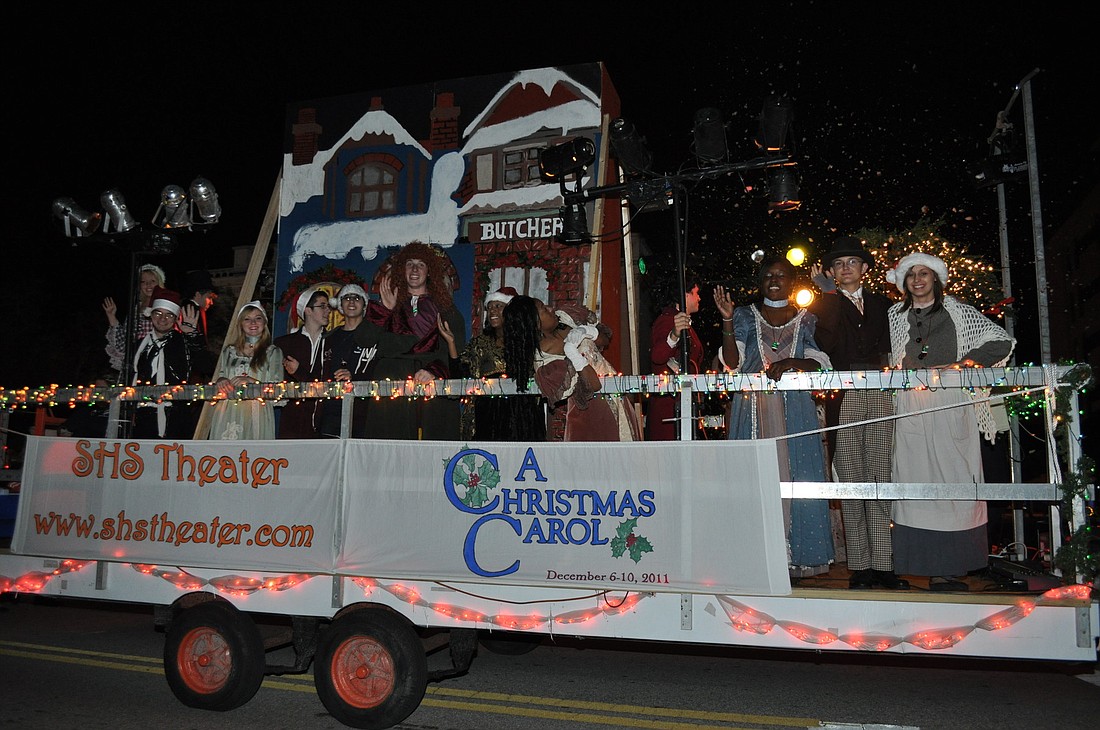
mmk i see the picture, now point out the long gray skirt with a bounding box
[892,522,988,577]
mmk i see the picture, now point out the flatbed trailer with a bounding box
[1,365,1095,729]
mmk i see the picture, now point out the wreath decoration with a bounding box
[277,264,366,313]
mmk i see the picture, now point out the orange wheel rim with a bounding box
[177,627,232,694]
[329,636,395,709]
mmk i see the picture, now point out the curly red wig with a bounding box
[385,241,454,310]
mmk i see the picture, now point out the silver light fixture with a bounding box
[100,189,138,233]
[154,184,191,228]
[52,197,102,237]
[189,177,221,224]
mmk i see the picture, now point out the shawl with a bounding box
[888,296,1015,439]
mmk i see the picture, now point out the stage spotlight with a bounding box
[154,184,191,228]
[766,165,801,212]
[693,107,728,165]
[756,95,795,153]
[557,200,590,245]
[794,287,815,307]
[52,197,102,238]
[100,189,138,233]
[538,137,596,183]
[190,177,221,224]
[609,118,652,175]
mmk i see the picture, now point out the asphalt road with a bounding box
[1,595,1097,730]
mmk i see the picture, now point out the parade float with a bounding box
[2,63,1095,730]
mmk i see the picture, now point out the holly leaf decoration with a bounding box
[627,534,654,563]
[450,448,499,509]
[610,517,654,563]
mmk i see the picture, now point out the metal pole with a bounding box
[672,186,692,440]
[997,182,1026,558]
[1020,72,1052,364]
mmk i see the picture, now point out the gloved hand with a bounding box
[563,342,589,372]
[564,324,599,346]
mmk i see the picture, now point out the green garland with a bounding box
[1045,363,1097,587]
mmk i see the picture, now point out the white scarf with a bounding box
[133,332,171,436]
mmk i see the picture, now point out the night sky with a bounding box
[4,3,1095,388]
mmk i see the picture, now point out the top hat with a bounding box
[182,269,218,296]
[822,236,875,269]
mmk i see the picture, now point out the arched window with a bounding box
[347,163,396,216]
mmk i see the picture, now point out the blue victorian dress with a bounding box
[724,305,834,573]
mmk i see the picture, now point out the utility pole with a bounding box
[1019,70,1051,364]
[986,69,1048,559]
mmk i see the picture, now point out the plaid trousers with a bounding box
[834,389,896,571]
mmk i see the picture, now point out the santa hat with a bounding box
[295,285,327,320]
[143,286,181,317]
[330,283,369,313]
[485,286,518,307]
[886,252,949,294]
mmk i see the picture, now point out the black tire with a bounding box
[163,600,265,711]
[314,608,427,730]
[479,631,542,655]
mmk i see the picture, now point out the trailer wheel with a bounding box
[315,608,427,729]
[479,630,541,655]
[163,600,265,711]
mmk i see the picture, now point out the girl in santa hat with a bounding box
[886,253,1014,591]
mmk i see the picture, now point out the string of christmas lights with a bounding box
[0,366,1073,410]
[0,560,1089,652]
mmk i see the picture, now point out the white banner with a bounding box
[339,440,790,595]
[13,436,790,595]
[13,437,342,573]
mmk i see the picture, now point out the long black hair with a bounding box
[502,295,541,393]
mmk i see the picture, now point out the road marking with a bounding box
[1,641,831,728]
[426,686,820,726]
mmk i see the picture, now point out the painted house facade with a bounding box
[275,63,628,438]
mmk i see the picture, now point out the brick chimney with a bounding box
[428,92,461,152]
[291,108,322,166]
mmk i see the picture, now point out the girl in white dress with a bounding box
[209,301,284,440]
